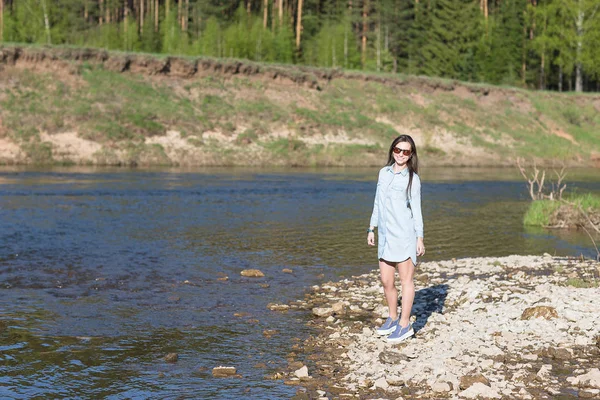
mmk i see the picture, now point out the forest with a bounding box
[1,0,600,92]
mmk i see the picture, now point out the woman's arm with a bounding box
[411,175,424,238]
[369,178,381,229]
[367,173,381,246]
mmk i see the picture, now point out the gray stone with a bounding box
[521,306,558,320]
[241,269,265,277]
[294,365,309,378]
[460,373,490,390]
[212,366,237,377]
[379,351,409,364]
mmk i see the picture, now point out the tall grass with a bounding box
[524,193,600,227]
[523,200,562,226]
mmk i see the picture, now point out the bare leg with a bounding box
[379,259,398,320]
[397,258,415,327]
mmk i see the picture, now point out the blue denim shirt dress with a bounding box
[369,165,423,265]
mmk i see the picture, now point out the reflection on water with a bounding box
[0,167,598,398]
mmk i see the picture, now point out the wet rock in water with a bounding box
[253,363,267,369]
[259,283,270,288]
[312,307,333,317]
[288,360,304,370]
[233,312,251,317]
[266,371,284,380]
[164,353,178,362]
[267,303,289,311]
[294,365,309,378]
[521,306,558,320]
[167,295,180,303]
[460,373,491,389]
[290,392,310,400]
[212,366,237,377]
[282,268,293,274]
[263,329,279,338]
[241,269,265,277]
[217,275,229,281]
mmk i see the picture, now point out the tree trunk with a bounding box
[99,0,104,25]
[124,1,129,49]
[155,0,159,32]
[178,0,182,28]
[166,0,170,21]
[575,2,583,92]
[40,0,52,44]
[278,0,283,26]
[140,0,144,34]
[332,36,336,67]
[106,1,111,24]
[539,52,545,90]
[521,9,527,85]
[185,0,189,32]
[295,0,303,49]
[362,0,368,69]
[263,0,268,28]
[558,65,562,92]
[344,19,348,68]
[84,1,88,21]
[376,21,380,72]
[385,25,388,51]
[0,0,4,42]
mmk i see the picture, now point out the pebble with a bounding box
[240,269,264,277]
[212,366,237,377]
[294,365,309,378]
[291,255,600,398]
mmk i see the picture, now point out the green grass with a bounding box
[523,200,562,226]
[524,193,600,227]
[567,193,600,210]
[1,45,600,166]
[565,278,599,288]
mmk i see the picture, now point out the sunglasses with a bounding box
[393,147,412,156]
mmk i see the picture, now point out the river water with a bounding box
[1,166,598,399]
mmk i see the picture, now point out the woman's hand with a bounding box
[417,237,425,256]
[367,232,375,246]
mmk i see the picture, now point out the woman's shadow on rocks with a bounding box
[399,284,448,333]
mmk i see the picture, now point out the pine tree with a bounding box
[479,0,527,85]
[414,0,483,79]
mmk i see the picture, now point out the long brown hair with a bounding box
[386,135,419,198]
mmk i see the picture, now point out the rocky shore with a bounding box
[277,255,600,399]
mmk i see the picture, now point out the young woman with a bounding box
[367,134,424,343]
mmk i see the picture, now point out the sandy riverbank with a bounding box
[276,255,600,399]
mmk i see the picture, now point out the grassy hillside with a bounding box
[1,45,599,167]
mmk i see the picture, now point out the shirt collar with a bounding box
[386,165,409,176]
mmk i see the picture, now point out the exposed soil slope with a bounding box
[1,45,599,167]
